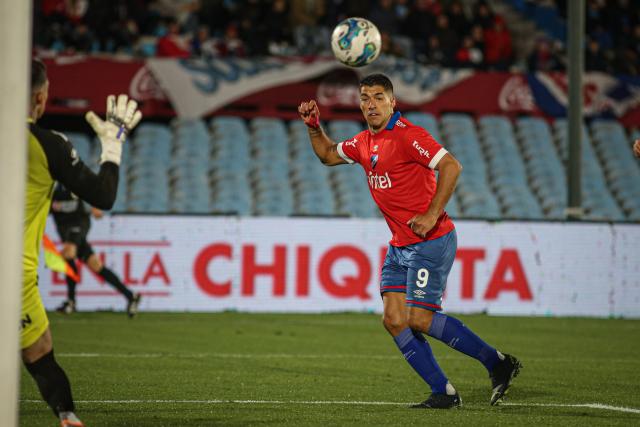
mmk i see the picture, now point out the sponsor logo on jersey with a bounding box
[370,154,378,169]
[344,138,358,148]
[373,145,378,152]
[412,140,430,158]
[367,171,392,189]
[413,289,426,299]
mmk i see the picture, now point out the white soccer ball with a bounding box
[331,17,382,67]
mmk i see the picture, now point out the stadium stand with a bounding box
[70,112,639,222]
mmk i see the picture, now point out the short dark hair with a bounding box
[31,58,47,91]
[359,74,393,94]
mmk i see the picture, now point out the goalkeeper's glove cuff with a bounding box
[99,137,123,166]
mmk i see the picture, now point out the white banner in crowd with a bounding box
[146,57,474,118]
[38,216,640,318]
[147,57,338,118]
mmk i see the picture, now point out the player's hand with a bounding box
[407,212,439,238]
[91,207,104,219]
[298,100,320,129]
[85,94,143,165]
[634,139,640,158]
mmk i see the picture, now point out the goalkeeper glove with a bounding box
[85,94,143,165]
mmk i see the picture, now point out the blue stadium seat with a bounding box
[516,117,567,219]
[590,120,640,220]
[479,116,544,219]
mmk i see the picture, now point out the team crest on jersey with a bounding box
[373,145,378,152]
[395,120,406,128]
[370,154,378,169]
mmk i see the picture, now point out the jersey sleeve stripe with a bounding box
[428,147,448,169]
[336,142,355,164]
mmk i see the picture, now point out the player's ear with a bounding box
[391,96,396,109]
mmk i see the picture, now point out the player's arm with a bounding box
[408,153,462,237]
[42,134,120,209]
[45,94,142,209]
[298,100,347,166]
[634,139,640,158]
[427,153,462,217]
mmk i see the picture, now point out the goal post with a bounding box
[0,1,33,425]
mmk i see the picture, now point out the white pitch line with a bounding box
[502,402,640,415]
[20,399,640,414]
[21,399,406,406]
[56,353,403,360]
[55,352,640,364]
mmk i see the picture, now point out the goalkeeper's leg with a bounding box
[22,328,83,424]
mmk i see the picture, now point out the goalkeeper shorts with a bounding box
[20,276,49,349]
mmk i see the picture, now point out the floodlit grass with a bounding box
[19,312,640,426]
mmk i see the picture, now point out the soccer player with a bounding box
[23,58,141,426]
[51,184,141,317]
[298,74,521,409]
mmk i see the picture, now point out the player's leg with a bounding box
[21,281,83,426]
[57,241,78,314]
[381,246,456,409]
[408,230,521,405]
[83,242,141,317]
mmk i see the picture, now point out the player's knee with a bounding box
[407,310,434,333]
[22,328,53,364]
[87,255,102,272]
[382,312,407,335]
[61,245,76,260]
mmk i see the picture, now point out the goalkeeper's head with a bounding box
[30,58,49,121]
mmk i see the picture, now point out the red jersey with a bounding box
[336,112,455,247]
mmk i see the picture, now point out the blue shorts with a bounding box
[380,230,457,311]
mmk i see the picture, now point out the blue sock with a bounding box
[428,312,500,372]
[393,327,448,394]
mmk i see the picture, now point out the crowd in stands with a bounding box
[32,0,640,75]
[32,0,514,69]
[583,0,640,75]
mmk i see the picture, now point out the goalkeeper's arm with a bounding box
[43,94,142,210]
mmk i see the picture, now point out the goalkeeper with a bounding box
[22,58,142,427]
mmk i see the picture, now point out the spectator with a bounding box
[156,18,190,57]
[483,15,512,70]
[527,37,562,72]
[585,38,608,72]
[447,1,470,37]
[290,0,327,55]
[470,24,485,62]
[424,35,446,66]
[66,23,93,53]
[191,25,218,58]
[380,31,407,58]
[473,1,494,29]
[456,36,483,68]
[368,0,399,35]
[400,0,436,48]
[265,0,293,55]
[324,0,370,28]
[238,0,268,55]
[434,14,459,67]
[215,23,246,57]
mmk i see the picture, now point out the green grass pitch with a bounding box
[19,312,640,426]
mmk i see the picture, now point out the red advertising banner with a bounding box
[43,57,174,117]
[42,57,640,126]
